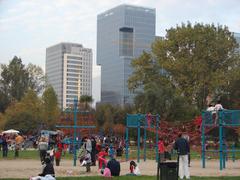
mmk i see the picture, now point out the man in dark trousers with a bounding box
[107,156,120,176]
[2,134,8,158]
[91,136,96,166]
[174,133,190,180]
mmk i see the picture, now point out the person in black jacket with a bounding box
[2,135,8,158]
[30,157,55,180]
[174,133,190,180]
[91,136,97,166]
[39,157,55,177]
[107,157,120,176]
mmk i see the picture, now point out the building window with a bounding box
[67,82,78,85]
[67,60,82,65]
[119,27,134,57]
[67,86,78,90]
[67,56,82,60]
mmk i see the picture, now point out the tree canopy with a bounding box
[0,56,29,101]
[79,95,93,110]
[129,23,240,120]
[0,56,46,113]
[42,86,60,128]
[3,90,42,134]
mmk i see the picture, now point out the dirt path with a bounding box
[0,159,239,178]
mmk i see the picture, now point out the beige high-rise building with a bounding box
[46,43,92,109]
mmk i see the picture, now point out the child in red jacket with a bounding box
[55,149,61,166]
[158,138,165,162]
[98,148,108,170]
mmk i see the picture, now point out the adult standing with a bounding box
[2,134,8,157]
[90,136,96,166]
[182,134,191,167]
[15,134,24,158]
[85,137,92,154]
[38,137,48,164]
[174,134,190,180]
[0,134,3,151]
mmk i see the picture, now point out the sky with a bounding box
[0,0,240,104]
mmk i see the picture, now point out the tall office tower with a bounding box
[46,43,92,109]
[97,4,156,105]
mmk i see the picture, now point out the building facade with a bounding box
[46,43,92,109]
[97,4,156,105]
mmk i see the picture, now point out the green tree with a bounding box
[0,56,29,101]
[95,104,135,133]
[26,63,46,94]
[152,23,239,109]
[129,23,240,115]
[0,90,10,113]
[79,95,93,110]
[3,90,42,133]
[103,106,114,134]
[42,86,60,128]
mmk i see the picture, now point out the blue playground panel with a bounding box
[202,111,215,125]
[126,114,159,128]
[222,110,240,125]
[126,114,146,127]
[202,110,240,125]
[201,110,240,170]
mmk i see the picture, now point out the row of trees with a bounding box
[128,23,240,121]
[0,87,60,134]
[0,57,60,133]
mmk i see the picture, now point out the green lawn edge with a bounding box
[1,176,240,180]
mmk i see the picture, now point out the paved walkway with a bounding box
[0,159,239,178]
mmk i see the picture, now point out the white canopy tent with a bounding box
[2,129,20,134]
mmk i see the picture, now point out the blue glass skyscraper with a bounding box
[97,4,156,105]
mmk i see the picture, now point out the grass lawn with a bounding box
[1,147,240,161]
[0,150,73,160]
[1,176,240,180]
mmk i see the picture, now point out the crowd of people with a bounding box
[29,134,141,178]
[1,101,226,179]
[0,133,24,158]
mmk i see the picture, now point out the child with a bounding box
[102,167,111,177]
[85,150,92,172]
[78,144,86,165]
[108,144,115,159]
[54,149,61,166]
[129,161,141,176]
[98,147,108,170]
[158,138,165,162]
[30,157,55,180]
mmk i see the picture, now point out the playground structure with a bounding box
[125,113,160,162]
[56,98,96,166]
[201,110,240,170]
[124,113,207,163]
